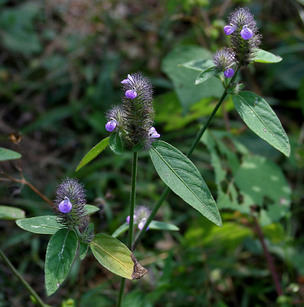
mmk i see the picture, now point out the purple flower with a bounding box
[224,68,235,78]
[126,214,136,224]
[125,89,137,99]
[138,218,149,231]
[58,197,72,213]
[148,127,160,138]
[121,74,134,85]
[105,119,117,132]
[224,25,236,35]
[240,27,253,40]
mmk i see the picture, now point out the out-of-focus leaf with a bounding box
[234,155,291,226]
[0,147,21,161]
[162,45,223,111]
[84,205,100,215]
[0,3,41,54]
[0,206,25,220]
[179,59,214,72]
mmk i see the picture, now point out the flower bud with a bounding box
[224,68,235,78]
[240,26,253,40]
[125,89,138,99]
[58,197,72,213]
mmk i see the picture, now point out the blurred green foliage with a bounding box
[1,0,304,306]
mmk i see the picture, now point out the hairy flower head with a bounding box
[54,178,88,229]
[105,72,160,150]
[224,8,261,65]
[213,47,236,72]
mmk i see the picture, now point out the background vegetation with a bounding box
[1,0,304,306]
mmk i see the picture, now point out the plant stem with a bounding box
[127,151,138,248]
[117,278,126,307]
[132,66,240,250]
[253,216,283,296]
[0,247,46,307]
[117,151,138,307]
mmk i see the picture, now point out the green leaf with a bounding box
[179,59,214,72]
[90,234,135,280]
[252,48,282,63]
[0,206,25,220]
[76,137,109,171]
[84,205,100,215]
[112,223,129,238]
[112,221,179,238]
[195,66,219,85]
[16,215,62,234]
[79,242,89,260]
[232,91,290,157]
[162,45,223,111]
[150,140,222,226]
[45,229,78,296]
[0,147,22,161]
[149,221,179,231]
[109,132,123,155]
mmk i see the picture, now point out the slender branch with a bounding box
[117,151,138,307]
[0,248,46,307]
[132,66,241,250]
[0,173,55,210]
[253,216,283,296]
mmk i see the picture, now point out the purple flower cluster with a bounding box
[223,7,261,65]
[105,72,160,149]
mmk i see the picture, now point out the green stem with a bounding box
[127,151,138,248]
[0,247,46,307]
[132,66,240,250]
[117,278,126,307]
[117,151,138,307]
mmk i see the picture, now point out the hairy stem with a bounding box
[0,248,46,307]
[132,66,240,251]
[117,151,138,307]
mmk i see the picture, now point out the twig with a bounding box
[0,173,56,210]
[253,215,283,296]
